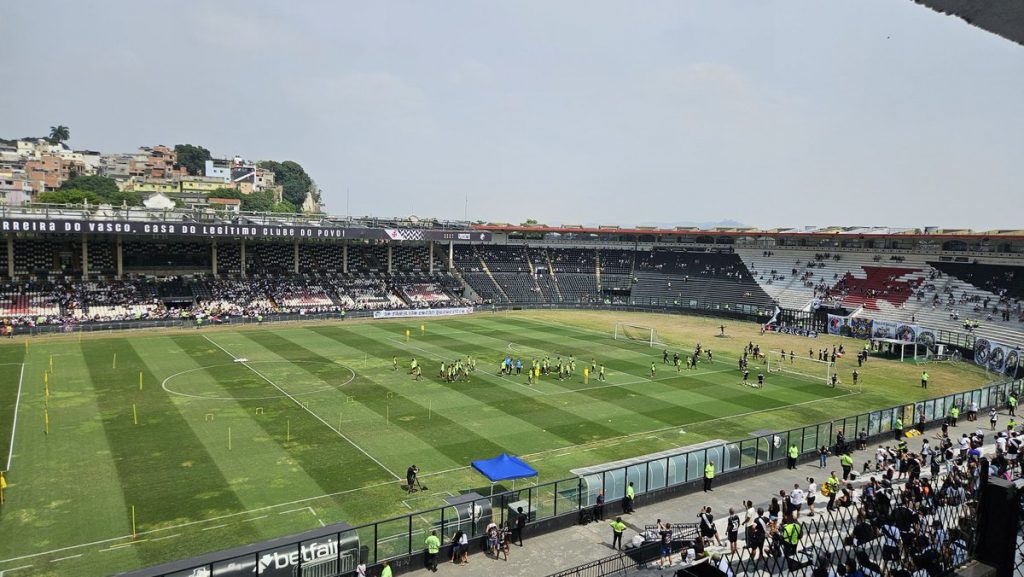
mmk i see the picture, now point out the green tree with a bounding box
[272,200,297,213]
[60,175,119,196]
[35,189,102,205]
[48,125,70,145]
[259,160,313,206]
[240,190,275,212]
[174,144,211,176]
[109,189,143,206]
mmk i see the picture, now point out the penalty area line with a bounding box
[202,335,401,481]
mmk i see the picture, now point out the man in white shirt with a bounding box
[788,483,805,518]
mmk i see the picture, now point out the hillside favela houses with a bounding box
[0,132,320,214]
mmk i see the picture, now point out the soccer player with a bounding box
[742,369,750,385]
[393,356,398,371]
[663,350,669,364]
[651,362,657,378]
[599,365,606,381]
[757,372,765,388]
[852,370,859,386]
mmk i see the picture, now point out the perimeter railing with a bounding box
[117,374,1022,577]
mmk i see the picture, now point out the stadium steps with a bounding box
[543,249,564,301]
[524,250,546,297]
[478,258,511,303]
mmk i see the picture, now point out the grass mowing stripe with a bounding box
[239,330,513,470]
[79,339,259,565]
[350,325,631,443]
[166,334,390,496]
[200,334,401,480]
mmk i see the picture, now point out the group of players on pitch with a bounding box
[391,337,853,391]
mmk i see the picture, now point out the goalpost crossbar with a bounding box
[613,322,663,347]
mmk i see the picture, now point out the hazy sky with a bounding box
[2,1,1022,229]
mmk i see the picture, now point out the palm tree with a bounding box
[48,125,70,145]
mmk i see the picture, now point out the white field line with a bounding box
[5,364,25,471]
[0,476,403,565]
[202,335,400,480]
[0,384,860,568]
[0,565,33,576]
[201,524,229,532]
[150,534,180,542]
[0,321,860,567]
[48,554,82,563]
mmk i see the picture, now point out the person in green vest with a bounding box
[424,530,441,572]
[610,517,627,550]
[703,461,715,492]
[624,481,635,513]
[825,471,840,511]
[787,443,799,470]
[380,560,392,577]
[840,452,854,480]
[1009,394,1018,417]
[1008,417,1018,433]
[949,405,960,427]
[920,371,929,389]
[781,515,801,558]
[894,416,903,440]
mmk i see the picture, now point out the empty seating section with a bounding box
[13,239,59,276]
[555,273,598,303]
[597,249,634,274]
[217,243,243,276]
[546,248,595,273]
[393,245,431,272]
[930,261,1024,301]
[299,244,343,274]
[247,243,293,275]
[121,241,211,272]
[87,241,116,275]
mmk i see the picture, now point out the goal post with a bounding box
[766,349,835,385]
[613,322,662,347]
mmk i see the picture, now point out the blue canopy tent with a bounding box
[471,453,539,494]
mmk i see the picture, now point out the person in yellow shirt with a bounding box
[424,530,441,572]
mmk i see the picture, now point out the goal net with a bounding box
[766,349,835,385]
[613,322,662,347]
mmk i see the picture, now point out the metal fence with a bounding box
[125,376,1022,577]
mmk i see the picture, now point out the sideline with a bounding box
[4,363,25,471]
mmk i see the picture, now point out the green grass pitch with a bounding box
[0,311,989,576]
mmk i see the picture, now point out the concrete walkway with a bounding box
[393,414,1002,577]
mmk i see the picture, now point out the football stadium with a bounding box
[4,2,1024,577]
[0,207,1021,577]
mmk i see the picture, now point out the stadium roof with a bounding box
[912,0,1024,46]
[472,223,1024,241]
